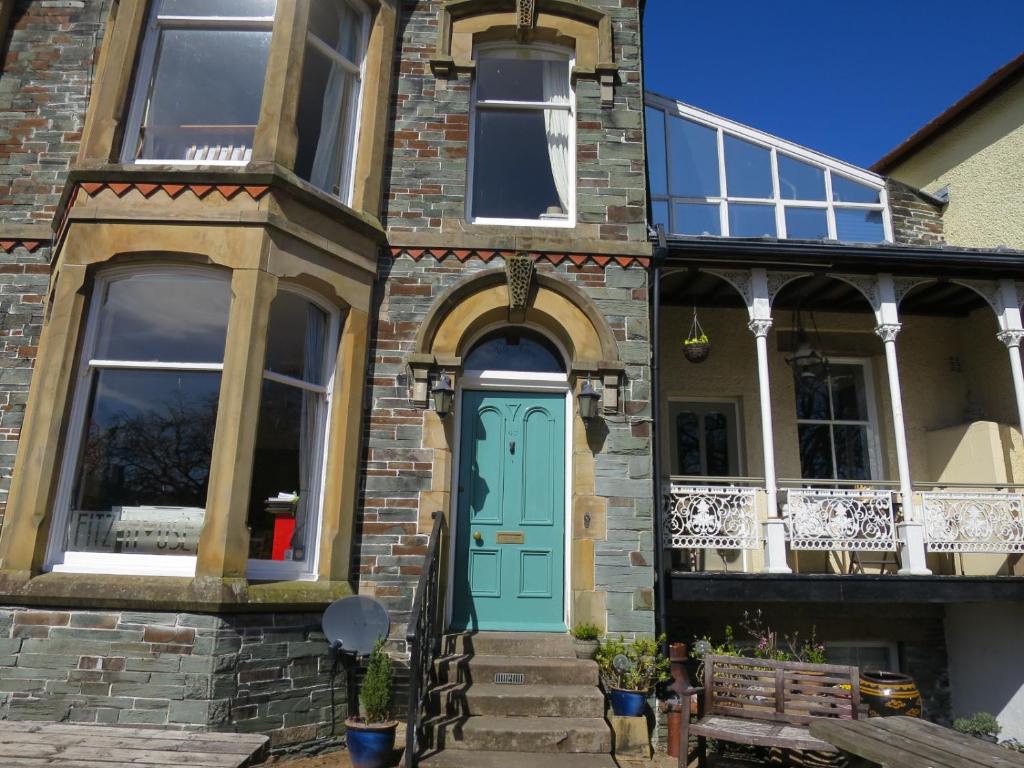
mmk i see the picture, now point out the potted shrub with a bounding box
[571,622,601,659]
[596,634,670,717]
[346,639,398,768]
[953,711,1001,744]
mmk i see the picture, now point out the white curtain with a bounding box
[541,60,571,214]
[310,58,348,192]
[295,304,326,560]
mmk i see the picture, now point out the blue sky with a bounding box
[642,1,1024,169]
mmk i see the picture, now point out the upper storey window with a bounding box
[645,97,891,243]
[469,44,574,227]
[122,0,278,165]
[295,0,369,201]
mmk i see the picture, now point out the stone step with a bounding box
[429,715,611,754]
[417,750,618,768]
[441,632,576,659]
[435,654,599,687]
[431,682,606,719]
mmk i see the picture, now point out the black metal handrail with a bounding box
[403,511,447,768]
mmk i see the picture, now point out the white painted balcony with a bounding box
[663,479,1024,575]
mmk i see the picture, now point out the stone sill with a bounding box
[58,163,387,245]
[0,570,354,613]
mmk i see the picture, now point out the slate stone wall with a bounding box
[0,607,344,745]
[887,178,946,247]
[0,1,112,529]
[383,0,646,240]
[358,256,654,641]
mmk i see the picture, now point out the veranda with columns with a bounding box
[658,264,1024,578]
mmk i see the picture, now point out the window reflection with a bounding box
[794,362,875,481]
[464,329,565,373]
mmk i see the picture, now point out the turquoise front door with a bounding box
[451,390,566,632]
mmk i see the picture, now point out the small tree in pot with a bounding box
[596,634,671,717]
[347,639,398,768]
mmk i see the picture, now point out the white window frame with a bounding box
[46,265,233,577]
[246,284,340,582]
[300,0,371,203]
[645,94,893,243]
[120,2,277,166]
[794,356,883,482]
[666,397,745,478]
[467,42,576,228]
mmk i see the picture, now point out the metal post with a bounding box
[999,330,1024,437]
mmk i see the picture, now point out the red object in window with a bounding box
[272,517,296,561]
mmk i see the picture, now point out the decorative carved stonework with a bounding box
[516,0,535,40]
[875,323,902,343]
[506,253,534,322]
[747,318,773,338]
[997,329,1024,349]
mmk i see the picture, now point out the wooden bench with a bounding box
[679,654,861,767]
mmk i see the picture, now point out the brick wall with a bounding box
[357,255,655,641]
[0,607,345,746]
[887,178,945,247]
[383,0,646,240]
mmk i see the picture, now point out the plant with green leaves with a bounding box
[571,622,601,641]
[360,638,394,724]
[684,333,709,346]
[596,634,671,692]
[953,712,1001,740]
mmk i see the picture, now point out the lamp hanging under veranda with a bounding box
[683,307,711,363]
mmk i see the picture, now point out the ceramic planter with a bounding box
[608,687,648,717]
[859,671,922,718]
[346,719,398,768]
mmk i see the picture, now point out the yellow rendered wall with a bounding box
[886,77,1024,248]
[658,305,1021,484]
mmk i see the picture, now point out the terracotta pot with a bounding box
[859,671,922,718]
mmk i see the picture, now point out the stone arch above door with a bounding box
[407,263,624,413]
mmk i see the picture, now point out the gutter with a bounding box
[657,236,1024,277]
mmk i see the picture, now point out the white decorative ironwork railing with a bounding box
[783,488,897,551]
[920,492,1024,553]
[664,485,762,550]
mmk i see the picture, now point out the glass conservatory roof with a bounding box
[645,93,892,244]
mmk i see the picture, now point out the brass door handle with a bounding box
[473,531,483,543]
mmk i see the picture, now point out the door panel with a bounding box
[452,390,565,632]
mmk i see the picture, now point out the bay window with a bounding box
[469,44,574,226]
[295,0,369,201]
[246,289,335,579]
[122,0,277,164]
[49,269,232,575]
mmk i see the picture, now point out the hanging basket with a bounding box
[683,340,711,363]
[683,309,711,363]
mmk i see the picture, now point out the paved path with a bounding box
[0,721,269,767]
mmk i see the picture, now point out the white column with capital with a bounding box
[748,316,790,573]
[876,274,930,575]
[998,329,1024,435]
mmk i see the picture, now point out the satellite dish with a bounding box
[322,595,390,656]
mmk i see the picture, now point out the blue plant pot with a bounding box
[346,720,397,768]
[609,687,648,717]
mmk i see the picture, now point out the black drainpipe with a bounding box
[651,226,668,642]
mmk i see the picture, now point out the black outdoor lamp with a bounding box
[577,379,601,422]
[432,372,454,418]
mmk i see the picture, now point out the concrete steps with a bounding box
[420,632,612,764]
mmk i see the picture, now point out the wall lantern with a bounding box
[578,380,601,422]
[432,373,454,418]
